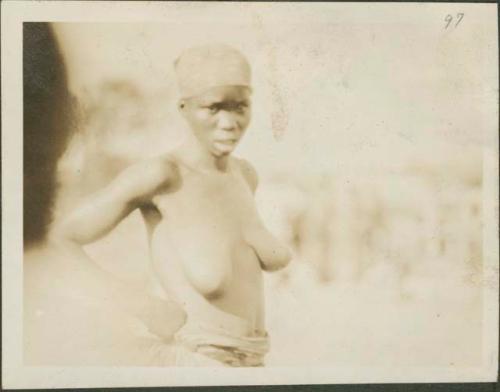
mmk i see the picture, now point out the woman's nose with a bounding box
[217,111,238,131]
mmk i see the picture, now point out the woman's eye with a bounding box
[236,104,247,113]
[208,106,218,114]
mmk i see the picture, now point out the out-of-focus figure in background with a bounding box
[23,23,186,366]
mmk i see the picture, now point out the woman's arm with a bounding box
[50,240,186,340]
[51,158,175,245]
[49,157,185,338]
[236,157,259,193]
[236,158,292,272]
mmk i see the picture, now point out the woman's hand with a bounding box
[46,240,187,341]
[137,296,187,341]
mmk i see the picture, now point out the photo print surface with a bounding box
[2,1,498,388]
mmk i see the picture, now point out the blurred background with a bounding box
[49,4,497,367]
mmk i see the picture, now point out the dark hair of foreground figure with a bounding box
[23,22,74,246]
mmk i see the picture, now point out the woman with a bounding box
[53,44,292,366]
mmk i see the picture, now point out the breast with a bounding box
[150,168,290,294]
[149,219,234,300]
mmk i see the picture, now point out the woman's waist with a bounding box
[174,306,269,359]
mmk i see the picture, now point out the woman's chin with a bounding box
[212,144,235,156]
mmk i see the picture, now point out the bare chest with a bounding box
[151,170,259,241]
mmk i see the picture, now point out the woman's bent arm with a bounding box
[51,158,175,245]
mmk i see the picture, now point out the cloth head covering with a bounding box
[174,44,251,99]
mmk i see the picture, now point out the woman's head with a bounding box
[174,44,252,157]
[174,44,251,99]
[179,85,252,157]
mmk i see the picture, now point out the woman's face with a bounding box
[180,85,252,157]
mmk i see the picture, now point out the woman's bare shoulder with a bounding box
[233,157,259,192]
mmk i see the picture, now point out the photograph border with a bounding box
[2,1,498,390]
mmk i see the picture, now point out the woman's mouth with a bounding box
[214,139,237,145]
[213,139,237,153]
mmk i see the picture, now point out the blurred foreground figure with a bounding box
[23,23,185,365]
[53,44,291,366]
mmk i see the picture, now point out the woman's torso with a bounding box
[143,157,273,335]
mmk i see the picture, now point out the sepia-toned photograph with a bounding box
[2,1,498,389]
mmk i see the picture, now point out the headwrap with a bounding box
[174,44,251,99]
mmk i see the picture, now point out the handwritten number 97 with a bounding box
[445,13,464,29]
